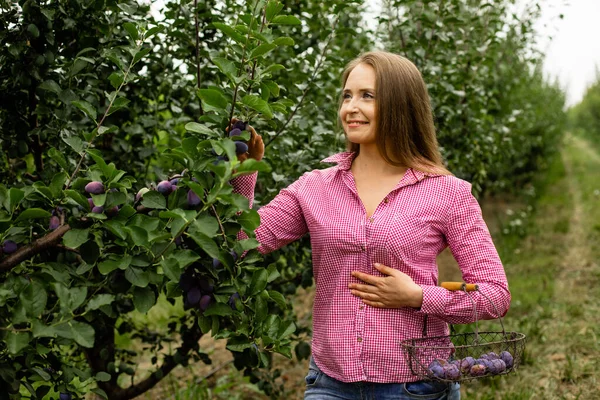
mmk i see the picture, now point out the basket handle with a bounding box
[441,282,478,292]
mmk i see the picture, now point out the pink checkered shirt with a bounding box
[232,151,510,383]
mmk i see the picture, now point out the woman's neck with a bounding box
[352,144,407,177]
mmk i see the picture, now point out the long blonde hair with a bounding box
[339,51,451,176]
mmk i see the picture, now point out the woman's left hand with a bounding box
[349,263,423,309]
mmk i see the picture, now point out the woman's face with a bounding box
[340,63,377,147]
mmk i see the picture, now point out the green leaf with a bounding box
[15,208,52,222]
[98,256,131,274]
[197,88,229,109]
[189,232,220,259]
[213,57,237,78]
[234,159,272,174]
[5,188,24,212]
[20,281,47,317]
[238,209,260,231]
[268,290,287,309]
[103,220,127,240]
[48,147,69,171]
[65,190,90,210]
[91,388,108,400]
[39,80,61,94]
[123,22,138,41]
[278,320,295,339]
[266,0,284,22]
[145,25,165,39]
[54,283,87,313]
[249,269,268,295]
[133,286,155,313]
[213,22,245,43]
[71,100,97,121]
[95,372,111,382]
[32,367,51,381]
[141,191,166,209]
[191,214,219,237]
[108,72,124,89]
[49,171,68,197]
[125,266,150,287]
[62,135,85,154]
[32,320,56,338]
[117,2,138,14]
[68,320,95,348]
[107,97,130,115]
[127,226,149,247]
[62,229,89,249]
[250,43,277,59]
[185,122,218,136]
[241,95,273,119]
[6,331,30,355]
[86,294,115,311]
[133,47,151,63]
[160,257,180,282]
[203,302,235,317]
[271,15,301,25]
[273,36,294,46]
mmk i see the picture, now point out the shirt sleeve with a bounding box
[417,179,511,323]
[231,172,309,255]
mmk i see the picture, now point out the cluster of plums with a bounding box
[178,270,214,311]
[85,181,119,216]
[427,351,514,380]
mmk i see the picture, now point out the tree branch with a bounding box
[0,224,71,272]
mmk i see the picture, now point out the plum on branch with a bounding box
[85,181,105,194]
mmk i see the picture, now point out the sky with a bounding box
[535,0,600,107]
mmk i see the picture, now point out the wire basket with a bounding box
[401,282,526,383]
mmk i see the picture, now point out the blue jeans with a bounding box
[304,358,460,400]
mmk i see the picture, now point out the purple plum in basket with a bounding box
[428,364,445,379]
[470,364,487,377]
[459,357,475,374]
[488,359,507,375]
[500,351,514,369]
[481,351,499,360]
[443,364,461,380]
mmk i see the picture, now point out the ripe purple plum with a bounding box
[91,206,104,214]
[488,359,507,375]
[228,292,241,310]
[235,141,248,155]
[500,351,514,369]
[178,273,194,292]
[212,258,222,269]
[169,178,179,185]
[443,364,460,380]
[87,198,95,209]
[481,352,499,360]
[59,393,72,400]
[458,357,475,374]
[105,206,119,217]
[199,295,212,311]
[85,181,104,194]
[49,216,60,230]
[2,240,18,254]
[187,190,201,207]
[233,120,247,131]
[157,180,173,195]
[187,287,202,305]
[469,364,487,377]
[229,128,242,137]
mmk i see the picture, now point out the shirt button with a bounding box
[357,337,363,342]
[369,217,374,223]
[359,305,364,310]
[384,198,389,203]
[361,245,366,251]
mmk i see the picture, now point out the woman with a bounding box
[233,51,510,400]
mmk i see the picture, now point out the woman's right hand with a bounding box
[228,119,264,162]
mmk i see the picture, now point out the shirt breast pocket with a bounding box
[385,214,430,262]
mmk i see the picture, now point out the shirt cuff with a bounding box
[417,285,450,316]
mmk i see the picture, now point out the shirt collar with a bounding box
[320,152,442,186]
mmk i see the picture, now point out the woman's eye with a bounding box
[363,93,373,99]
[343,93,351,99]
